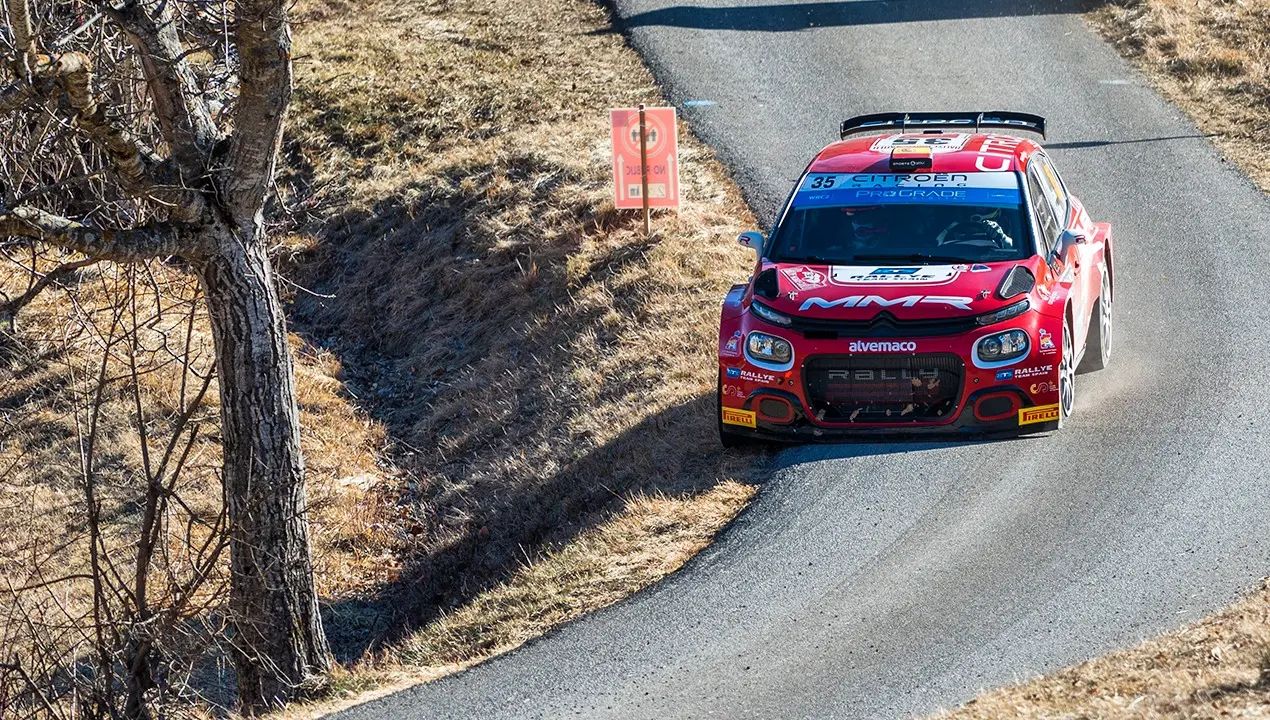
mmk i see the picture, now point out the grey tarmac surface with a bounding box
[336,1,1270,718]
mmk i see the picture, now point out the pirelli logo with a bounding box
[721,407,757,429]
[1019,404,1060,426]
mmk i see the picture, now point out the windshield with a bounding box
[770,172,1032,265]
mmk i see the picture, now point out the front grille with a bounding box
[804,354,964,423]
[789,311,977,338]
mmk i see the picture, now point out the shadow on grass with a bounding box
[284,139,1035,660]
[319,393,765,661]
[284,147,766,662]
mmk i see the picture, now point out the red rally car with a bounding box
[718,112,1114,446]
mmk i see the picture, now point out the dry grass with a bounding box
[4,0,760,709]
[935,581,1270,719]
[0,261,393,713]
[1090,0,1270,192]
[277,0,762,684]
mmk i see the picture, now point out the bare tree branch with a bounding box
[32,53,158,191]
[103,0,221,175]
[0,255,97,320]
[7,47,210,222]
[0,79,24,113]
[0,206,207,260]
[224,0,292,222]
[7,0,34,66]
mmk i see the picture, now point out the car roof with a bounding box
[808,132,1045,174]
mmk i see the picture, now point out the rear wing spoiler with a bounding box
[840,112,1046,140]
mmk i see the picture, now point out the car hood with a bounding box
[760,260,1033,321]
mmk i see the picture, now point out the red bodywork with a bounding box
[719,131,1113,440]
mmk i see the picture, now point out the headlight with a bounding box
[975,298,1030,326]
[746,332,792,364]
[750,300,792,327]
[976,329,1029,362]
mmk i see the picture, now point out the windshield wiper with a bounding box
[849,253,978,265]
[776,255,832,264]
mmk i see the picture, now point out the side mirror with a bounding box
[1059,228,1087,249]
[737,230,763,253]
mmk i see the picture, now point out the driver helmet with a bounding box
[842,206,887,245]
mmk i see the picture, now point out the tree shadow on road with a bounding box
[611,0,1098,33]
[1045,133,1217,150]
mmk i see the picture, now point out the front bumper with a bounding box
[719,309,1064,442]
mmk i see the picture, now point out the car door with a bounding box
[1029,155,1095,343]
[1034,154,1101,345]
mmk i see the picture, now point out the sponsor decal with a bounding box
[1018,403,1060,425]
[828,368,938,382]
[970,264,991,272]
[848,340,917,353]
[794,171,1021,209]
[722,407,757,429]
[722,330,742,357]
[808,172,975,189]
[781,265,827,291]
[722,384,746,399]
[869,134,972,154]
[800,294,975,312]
[1012,364,1053,379]
[830,265,961,285]
[1029,381,1058,395]
[995,369,1014,381]
[739,369,778,384]
[1038,328,1056,353]
[851,188,980,203]
[727,367,779,384]
[973,134,1024,173]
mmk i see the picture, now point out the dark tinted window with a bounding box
[1027,167,1061,252]
[771,172,1031,265]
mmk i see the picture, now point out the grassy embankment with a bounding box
[939,1,1270,716]
[276,0,766,708]
[1,0,763,713]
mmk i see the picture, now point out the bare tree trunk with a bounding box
[2,0,334,709]
[197,226,332,711]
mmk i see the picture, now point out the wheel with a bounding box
[1058,317,1076,426]
[1077,268,1112,373]
[717,376,746,448]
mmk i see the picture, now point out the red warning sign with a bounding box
[610,107,680,210]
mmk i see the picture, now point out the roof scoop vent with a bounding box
[889,145,933,170]
[997,265,1035,300]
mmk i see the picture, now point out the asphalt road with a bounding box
[338,1,1270,718]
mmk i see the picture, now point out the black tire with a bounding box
[1058,317,1076,427]
[1077,268,1112,374]
[717,376,747,449]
